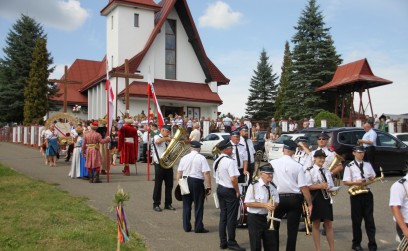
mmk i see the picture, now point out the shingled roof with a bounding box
[317,58,392,92]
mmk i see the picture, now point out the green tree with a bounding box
[274,41,292,120]
[314,111,344,128]
[24,39,49,125]
[286,0,342,119]
[0,14,53,123]
[245,49,278,120]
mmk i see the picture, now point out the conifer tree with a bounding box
[287,0,342,119]
[245,49,278,120]
[274,41,292,120]
[0,14,53,123]
[24,39,49,125]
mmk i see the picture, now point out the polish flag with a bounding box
[146,76,164,127]
[105,59,114,132]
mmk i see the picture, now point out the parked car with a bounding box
[267,133,306,161]
[255,130,266,152]
[200,133,230,159]
[299,127,408,173]
[393,133,408,145]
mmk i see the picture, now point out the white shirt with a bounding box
[223,117,232,126]
[152,134,168,164]
[231,141,248,169]
[70,127,78,138]
[293,148,312,169]
[44,129,58,139]
[189,129,201,142]
[304,164,334,189]
[178,151,210,180]
[245,179,280,214]
[312,147,336,170]
[142,131,149,144]
[240,136,255,164]
[186,120,193,128]
[389,174,408,223]
[309,118,315,128]
[213,153,240,188]
[342,160,376,183]
[271,155,310,194]
[362,128,377,147]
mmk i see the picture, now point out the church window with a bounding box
[165,19,176,79]
[134,13,139,27]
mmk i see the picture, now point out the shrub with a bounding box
[314,111,344,128]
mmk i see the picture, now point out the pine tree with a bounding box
[274,41,292,120]
[287,0,342,119]
[0,14,53,123]
[245,49,278,120]
[24,39,49,125]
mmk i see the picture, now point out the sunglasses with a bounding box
[317,138,327,140]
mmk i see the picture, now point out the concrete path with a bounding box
[0,142,400,251]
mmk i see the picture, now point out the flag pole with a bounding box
[106,59,111,183]
[147,68,151,181]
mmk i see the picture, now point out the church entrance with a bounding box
[161,106,184,118]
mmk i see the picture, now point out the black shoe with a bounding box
[227,243,245,251]
[153,206,162,212]
[352,246,364,251]
[164,205,176,210]
[195,228,209,233]
[220,243,228,250]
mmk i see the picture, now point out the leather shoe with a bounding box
[220,243,228,250]
[352,246,363,251]
[164,205,176,210]
[227,243,245,251]
[195,228,209,233]
[153,206,162,212]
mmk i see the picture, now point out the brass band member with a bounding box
[152,125,175,212]
[239,125,256,184]
[306,149,335,251]
[270,140,312,251]
[389,173,408,247]
[244,163,279,251]
[230,130,248,184]
[343,146,377,251]
[311,132,343,176]
[293,136,312,168]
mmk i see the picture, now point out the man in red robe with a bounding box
[82,121,111,183]
[118,118,138,176]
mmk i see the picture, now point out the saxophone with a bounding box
[348,167,384,196]
[327,153,344,196]
[159,126,190,168]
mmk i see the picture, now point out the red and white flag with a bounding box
[146,75,164,127]
[105,59,115,131]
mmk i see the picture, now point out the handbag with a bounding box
[178,155,196,195]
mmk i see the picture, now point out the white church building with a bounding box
[53,0,229,121]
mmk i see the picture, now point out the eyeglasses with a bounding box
[317,138,327,141]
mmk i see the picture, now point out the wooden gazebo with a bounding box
[317,58,392,125]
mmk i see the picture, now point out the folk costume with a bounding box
[118,119,138,176]
[96,119,108,174]
[68,127,83,178]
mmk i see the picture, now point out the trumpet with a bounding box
[302,201,311,235]
[267,196,280,230]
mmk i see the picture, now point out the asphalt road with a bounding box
[0,142,401,251]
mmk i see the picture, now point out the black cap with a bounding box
[259,163,274,173]
[218,139,233,150]
[295,136,309,143]
[313,149,327,158]
[190,141,202,148]
[239,125,248,131]
[151,123,158,127]
[283,140,297,151]
[230,130,240,137]
[353,145,365,152]
[162,125,171,131]
[318,132,330,140]
[174,185,182,201]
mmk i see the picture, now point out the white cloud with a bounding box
[0,0,89,31]
[198,1,242,29]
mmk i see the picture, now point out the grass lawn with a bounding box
[0,163,146,251]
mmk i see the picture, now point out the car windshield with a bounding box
[275,135,293,144]
[397,134,408,142]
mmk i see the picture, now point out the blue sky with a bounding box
[0,0,407,118]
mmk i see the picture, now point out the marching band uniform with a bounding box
[270,140,312,251]
[118,119,138,176]
[245,164,279,251]
[214,139,245,251]
[389,174,408,244]
[230,130,248,184]
[177,141,211,233]
[293,136,312,169]
[152,125,175,212]
[311,133,343,176]
[239,125,256,185]
[343,146,377,251]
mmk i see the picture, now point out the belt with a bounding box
[125,137,134,143]
[279,193,302,197]
[87,144,97,147]
[248,213,267,217]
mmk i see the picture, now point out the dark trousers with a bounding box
[217,185,239,246]
[248,162,255,185]
[350,191,377,250]
[364,146,375,167]
[273,194,303,251]
[182,177,205,232]
[142,143,147,161]
[225,126,232,133]
[66,144,74,160]
[247,213,278,251]
[152,163,173,207]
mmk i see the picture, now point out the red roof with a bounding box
[118,79,223,104]
[52,59,103,105]
[101,0,162,16]
[317,58,392,92]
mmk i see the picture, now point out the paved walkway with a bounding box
[0,142,400,251]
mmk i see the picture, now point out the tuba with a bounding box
[159,126,190,169]
[348,167,384,196]
[212,142,222,157]
[327,153,344,196]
